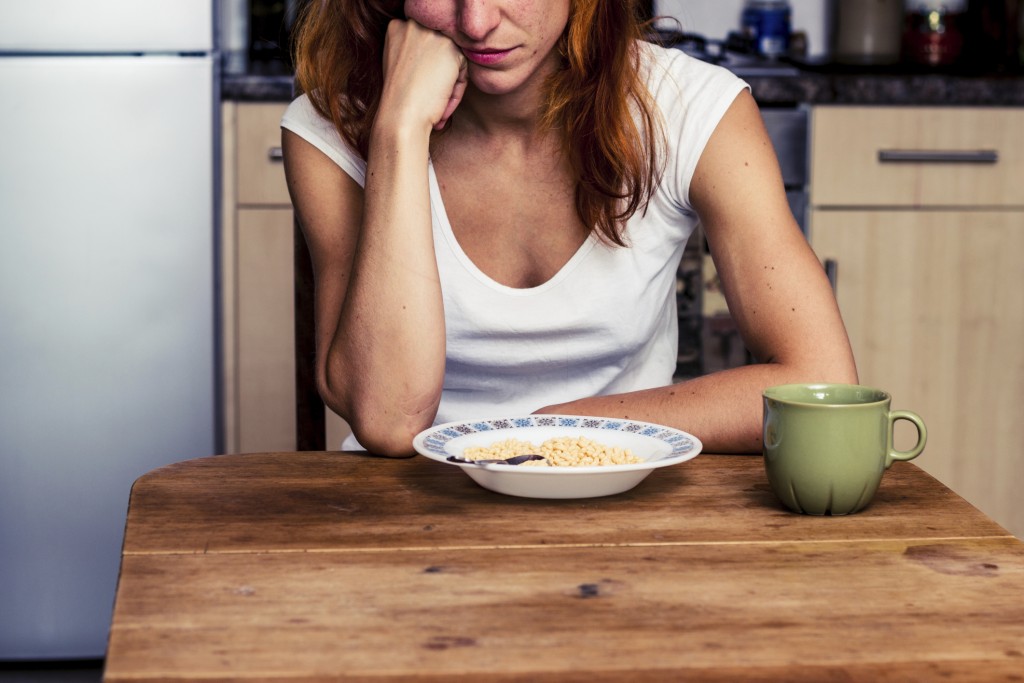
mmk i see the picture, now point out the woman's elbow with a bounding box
[767,339,858,387]
[833,358,860,386]
[319,371,437,457]
[347,409,434,457]
[810,341,859,386]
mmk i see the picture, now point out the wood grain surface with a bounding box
[105,452,1024,682]
[121,452,1010,555]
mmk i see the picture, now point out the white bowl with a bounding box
[412,415,702,499]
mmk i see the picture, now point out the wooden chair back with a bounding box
[294,218,325,450]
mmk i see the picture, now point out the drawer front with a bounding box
[237,102,291,206]
[810,106,1024,208]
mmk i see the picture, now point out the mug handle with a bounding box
[885,410,927,468]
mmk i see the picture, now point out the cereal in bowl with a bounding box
[463,436,640,467]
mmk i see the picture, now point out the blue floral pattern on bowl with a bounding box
[420,415,698,458]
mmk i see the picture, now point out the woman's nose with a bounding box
[457,0,501,41]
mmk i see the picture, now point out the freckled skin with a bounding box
[404,0,569,97]
[286,0,859,456]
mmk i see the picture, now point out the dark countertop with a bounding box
[223,74,297,102]
[223,69,1024,107]
[746,70,1024,107]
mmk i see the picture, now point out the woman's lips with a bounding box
[462,47,514,66]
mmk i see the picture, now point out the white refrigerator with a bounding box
[0,0,219,660]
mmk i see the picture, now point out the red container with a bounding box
[903,2,966,67]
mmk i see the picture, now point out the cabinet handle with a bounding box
[268,146,284,162]
[878,149,998,164]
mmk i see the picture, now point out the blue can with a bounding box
[741,0,791,58]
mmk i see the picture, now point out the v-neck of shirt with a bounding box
[427,159,599,297]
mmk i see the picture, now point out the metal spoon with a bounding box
[446,454,546,466]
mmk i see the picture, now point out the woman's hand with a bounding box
[380,19,469,133]
[284,19,459,457]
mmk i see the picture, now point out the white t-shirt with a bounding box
[281,42,748,446]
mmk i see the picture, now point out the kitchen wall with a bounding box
[655,0,835,58]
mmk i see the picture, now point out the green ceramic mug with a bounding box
[762,383,927,515]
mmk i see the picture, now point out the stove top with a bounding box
[652,30,801,78]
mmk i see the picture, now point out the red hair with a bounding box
[292,0,662,246]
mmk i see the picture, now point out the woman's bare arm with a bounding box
[282,21,467,455]
[537,91,858,452]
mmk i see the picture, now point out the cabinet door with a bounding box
[224,101,353,453]
[812,209,1024,538]
[237,207,297,453]
[811,107,1024,208]
[237,103,292,206]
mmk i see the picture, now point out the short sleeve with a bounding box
[641,43,750,213]
[280,94,368,187]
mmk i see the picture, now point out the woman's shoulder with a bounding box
[282,92,317,122]
[634,41,751,211]
[281,93,367,185]
[281,93,336,141]
[637,40,748,106]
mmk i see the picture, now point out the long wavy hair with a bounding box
[292,0,663,246]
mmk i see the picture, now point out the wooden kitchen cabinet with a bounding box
[809,106,1024,539]
[222,101,351,453]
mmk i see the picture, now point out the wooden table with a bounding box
[104,452,1024,682]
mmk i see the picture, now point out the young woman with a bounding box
[281,0,857,456]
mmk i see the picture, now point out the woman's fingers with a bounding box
[381,20,467,132]
[435,52,468,130]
